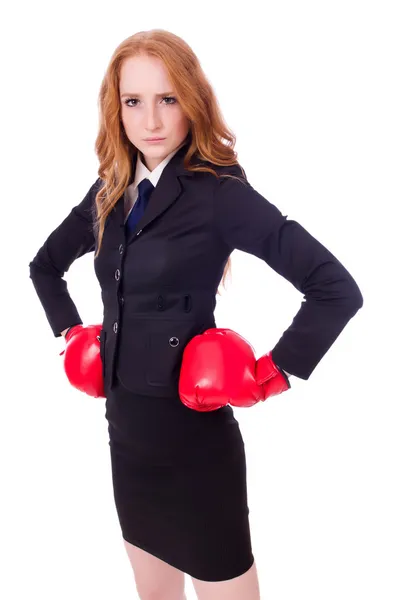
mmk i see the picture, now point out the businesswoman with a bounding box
[29,29,363,600]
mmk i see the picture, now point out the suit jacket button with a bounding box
[113,321,118,333]
[157,295,165,310]
[169,337,179,347]
[115,269,120,280]
[118,244,124,254]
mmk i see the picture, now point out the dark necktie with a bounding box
[125,178,154,234]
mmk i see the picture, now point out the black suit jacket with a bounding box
[29,141,363,397]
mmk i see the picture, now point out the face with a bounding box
[119,54,190,171]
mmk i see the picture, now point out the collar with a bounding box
[133,140,186,189]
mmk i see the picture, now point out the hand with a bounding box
[59,324,105,398]
[255,352,291,400]
[178,328,264,411]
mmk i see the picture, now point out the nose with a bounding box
[144,104,161,130]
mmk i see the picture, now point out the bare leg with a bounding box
[123,538,187,599]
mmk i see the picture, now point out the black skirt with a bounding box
[105,374,255,582]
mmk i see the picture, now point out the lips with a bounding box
[144,137,165,141]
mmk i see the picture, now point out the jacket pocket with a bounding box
[146,319,204,387]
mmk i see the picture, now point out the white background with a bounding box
[2,0,396,598]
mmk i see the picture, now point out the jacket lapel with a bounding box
[121,140,195,242]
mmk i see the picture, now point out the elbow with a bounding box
[346,279,364,315]
[28,258,43,282]
[28,259,38,280]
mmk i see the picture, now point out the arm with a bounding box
[213,170,363,380]
[28,177,103,338]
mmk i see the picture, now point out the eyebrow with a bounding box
[120,91,174,98]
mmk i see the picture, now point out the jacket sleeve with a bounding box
[28,177,102,338]
[213,173,364,380]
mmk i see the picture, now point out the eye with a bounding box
[123,96,177,107]
[124,98,138,107]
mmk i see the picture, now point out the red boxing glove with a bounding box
[178,328,264,412]
[255,352,291,399]
[59,324,105,398]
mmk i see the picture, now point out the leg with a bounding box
[191,559,260,600]
[123,538,187,600]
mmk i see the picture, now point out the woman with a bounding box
[29,29,363,600]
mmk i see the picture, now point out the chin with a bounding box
[141,142,168,151]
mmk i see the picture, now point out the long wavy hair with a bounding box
[93,29,247,292]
